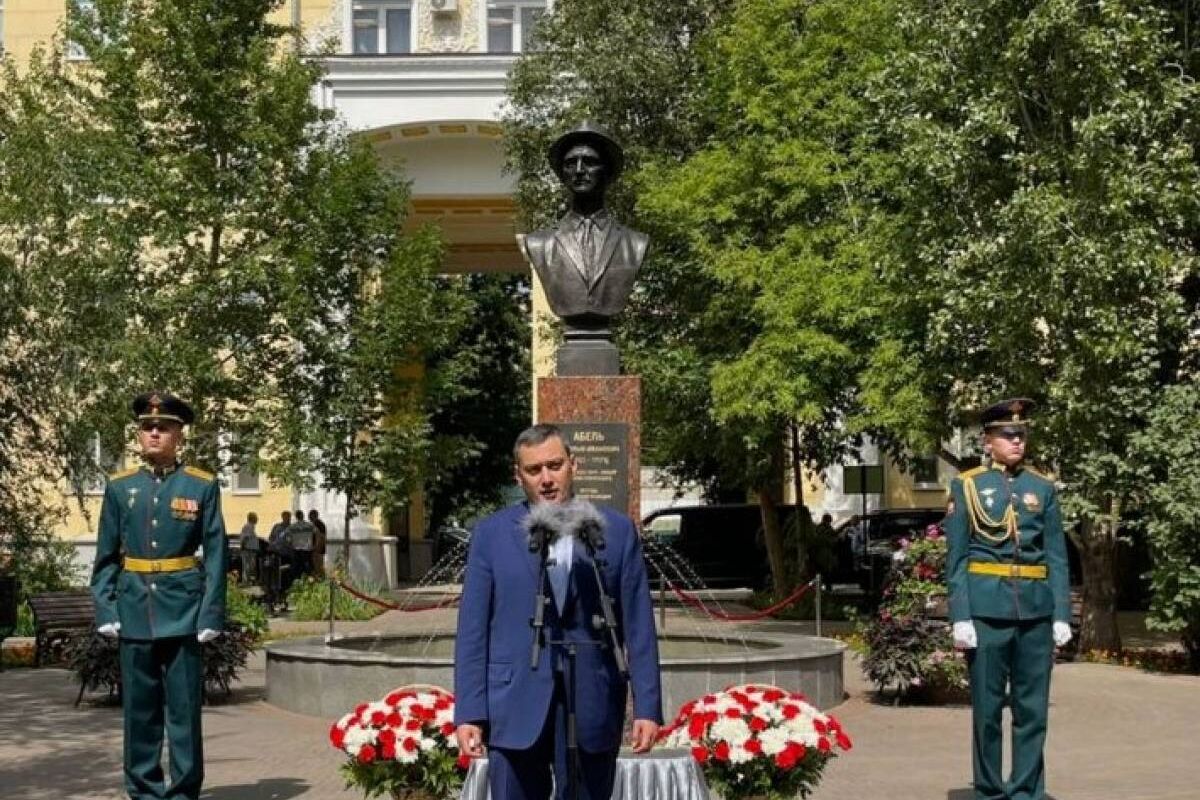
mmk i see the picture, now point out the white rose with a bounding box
[711,718,752,746]
[759,728,789,756]
[728,746,754,765]
[396,746,420,764]
[419,737,437,751]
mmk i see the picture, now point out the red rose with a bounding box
[355,703,369,716]
[403,737,419,752]
[358,744,377,764]
[680,701,696,716]
[762,689,785,702]
[382,741,396,760]
[749,717,768,732]
[406,719,422,731]
[370,711,387,727]
[813,719,827,734]
[818,737,832,753]
[836,731,853,750]
[379,729,397,747]
[691,746,709,764]
[714,742,731,761]
[702,694,717,704]
[435,698,451,711]
[785,742,806,759]
[386,692,403,706]
[329,725,345,749]
[442,722,456,736]
[782,705,800,720]
[744,739,762,755]
[723,708,741,719]
[687,717,708,739]
[387,712,402,728]
[775,752,795,770]
[456,754,472,770]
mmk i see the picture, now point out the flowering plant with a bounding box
[658,684,851,800]
[330,685,469,800]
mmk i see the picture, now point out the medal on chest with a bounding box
[980,487,997,510]
[126,488,139,508]
[1022,492,1041,512]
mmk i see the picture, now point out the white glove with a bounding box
[953,620,978,649]
[97,622,121,638]
[197,628,220,643]
[1053,621,1072,647]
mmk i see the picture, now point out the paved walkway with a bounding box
[2,608,1197,800]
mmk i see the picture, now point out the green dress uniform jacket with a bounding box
[945,463,1070,623]
[91,464,227,639]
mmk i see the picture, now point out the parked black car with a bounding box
[640,504,808,591]
[833,508,947,596]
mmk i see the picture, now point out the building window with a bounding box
[353,1,412,54]
[233,467,262,495]
[911,455,942,488]
[78,434,123,495]
[487,1,546,53]
[66,0,98,60]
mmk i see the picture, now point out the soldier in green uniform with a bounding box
[945,398,1072,800]
[90,392,227,800]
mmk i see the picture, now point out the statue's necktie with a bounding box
[581,219,600,279]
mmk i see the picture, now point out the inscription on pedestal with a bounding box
[560,423,629,514]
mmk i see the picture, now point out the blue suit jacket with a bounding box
[453,502,663,751]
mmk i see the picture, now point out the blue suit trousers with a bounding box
[487,666,618,800]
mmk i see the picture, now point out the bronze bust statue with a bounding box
[518,122,649,375]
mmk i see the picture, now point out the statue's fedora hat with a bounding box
[547,121,625,181]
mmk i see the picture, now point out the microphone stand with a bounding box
[580,533,629,678]
[528,528,553,671]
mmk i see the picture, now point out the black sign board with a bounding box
[0,576,18,630]
[558,423,630,514]
[843,464,885,495]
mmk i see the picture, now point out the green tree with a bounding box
[508,0,906,592]
[1,1,460,555]
[874,1,1200,650]
[1132,377,1200,670]
[424,274,532,534]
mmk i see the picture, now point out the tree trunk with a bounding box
[755,488,789,599]
[1075,515,1122,652]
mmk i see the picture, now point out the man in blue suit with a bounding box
[454,424,663,800]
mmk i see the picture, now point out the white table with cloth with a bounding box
[461,748,710,800]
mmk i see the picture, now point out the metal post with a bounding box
[659,579,667,632]
[815,574,822,638]
[327,574,336,641]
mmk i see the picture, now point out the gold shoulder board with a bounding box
[183,466,215,482]
[960,466,987,480]
[109,467,138,480]
[1025,466,1054,482]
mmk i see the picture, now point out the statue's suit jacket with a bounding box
[519,219,649,324]
[453,502,663,752]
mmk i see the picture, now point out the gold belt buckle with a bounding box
[150,561,163,573]
[1009,564,1021,578]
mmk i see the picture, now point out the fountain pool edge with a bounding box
[265,632,845,718]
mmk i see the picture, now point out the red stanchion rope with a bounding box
[336,579,460,612]
[667,579,815,622]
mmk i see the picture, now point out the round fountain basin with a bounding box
[266,632,845,718]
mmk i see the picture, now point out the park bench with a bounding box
[28,590,95,667]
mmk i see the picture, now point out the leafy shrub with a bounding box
[287,574,387,621]
[858,524,968,702]
[227,581,268,640]
[68,582,264,703]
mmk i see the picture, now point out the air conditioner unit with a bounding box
[429,0,458,13]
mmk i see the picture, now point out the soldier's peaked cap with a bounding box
[981,397,1037,429]
[547,121,625,181]
[132,391,195,426]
